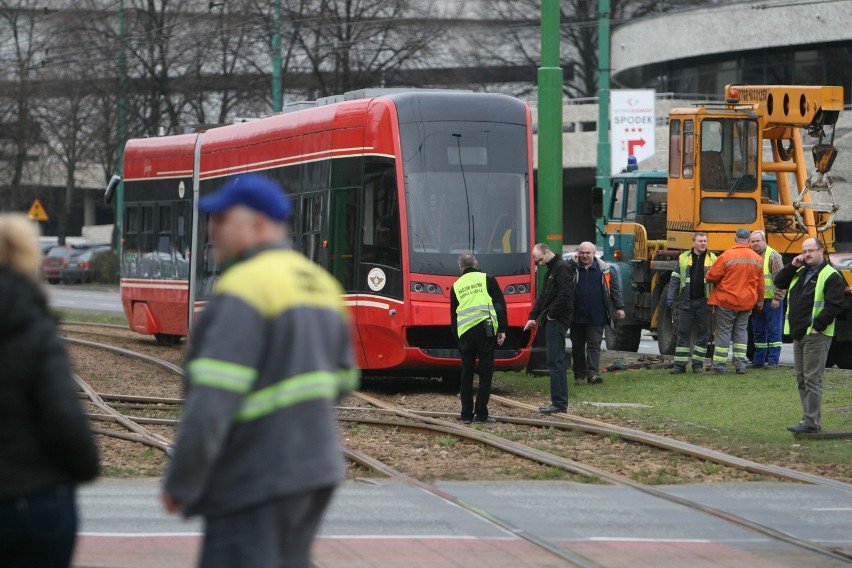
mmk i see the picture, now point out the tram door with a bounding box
[299,192,328,267]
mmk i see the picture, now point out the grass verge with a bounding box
[493,365,852,479]
[53,308,128,326]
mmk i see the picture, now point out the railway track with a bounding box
[64,335,851,562]
[346,392,852,564]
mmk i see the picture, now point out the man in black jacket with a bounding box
[774,238,845,434]
[524,243,575,413]
[450,253,507,424]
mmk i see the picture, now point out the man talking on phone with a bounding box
[774,238,844,434]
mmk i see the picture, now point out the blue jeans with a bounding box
[751,299,784,365]
[0,485,78,568]
[545,319,569,409]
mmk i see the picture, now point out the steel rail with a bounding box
[78,392,184,405]
[351,392,852,564]
[491,395,852,492]
[90,427,171,451]
[59,321,128,330]
[87,413,177,426]
[63,336,184,376]
[343,446,601,568]
[76,373,173,453]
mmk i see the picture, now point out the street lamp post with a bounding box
[595,0,611,245]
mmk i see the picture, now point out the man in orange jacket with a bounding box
[705,227,765,374]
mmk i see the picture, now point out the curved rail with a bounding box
[63,336,184,376]
[491,395,852,492]
[344,445,600,568]
[349,392,852,564]
[75,373,173,454]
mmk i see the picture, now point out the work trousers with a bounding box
[672,296,710,371]
[544,319,569,409]
[0,485,77,568]
[200,486,335,568]
[458,321,496,421]
[792,333,832,430]
[751,299,784,366]
[712,306,750,372]
[570,323,604,380]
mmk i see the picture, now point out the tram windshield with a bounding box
[401,121,530,276]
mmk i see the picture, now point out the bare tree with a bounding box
[286,0,450,98]
[0,0,48,211]
[470,0,712,98]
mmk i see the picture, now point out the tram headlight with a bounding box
[410,281,442,295]
[503,283,529,295]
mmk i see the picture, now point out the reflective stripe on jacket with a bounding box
[453,271,498,337]
[705,243,765,311]
[784,264,841,337]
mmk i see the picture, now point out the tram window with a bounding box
[332,156,362,189]
[175,202,190,278]
[362,158,401,269]
[124,205,140,277]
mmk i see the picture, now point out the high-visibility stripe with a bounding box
[763,246,778,299]
[188,358,257,393]
[236,370,341,422]
[768,341,783,348]
[457,304,491,317]
[725,258,762,268]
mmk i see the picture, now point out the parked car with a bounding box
[43,245,87,284]
[60,246,111,284]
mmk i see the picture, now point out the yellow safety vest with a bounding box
[762,245,777,299]
[676,250,717,298]
[453,271,498,338]
[784,264,840,337]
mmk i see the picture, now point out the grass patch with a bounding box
[437,436,458,448]
[493,366,852,475]
[53,309,127,326]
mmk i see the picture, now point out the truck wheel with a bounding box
[657,294,676,355]
[605,324,642,352]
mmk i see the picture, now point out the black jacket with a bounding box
[774,261,846,339]
[528,255,575,326]
[0,267,99,499]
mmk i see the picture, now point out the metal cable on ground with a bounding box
[343,446,601,568]
[350,392,852,564]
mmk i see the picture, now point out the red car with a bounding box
[43,246,86,284]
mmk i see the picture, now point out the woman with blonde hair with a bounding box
[0,213,99,568]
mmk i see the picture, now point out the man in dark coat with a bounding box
[524,243,575,413]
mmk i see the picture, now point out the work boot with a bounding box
[669,365,686,375]
[692,365,704,374]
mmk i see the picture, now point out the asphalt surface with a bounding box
[46,283,123,314]
[74,478,852,568]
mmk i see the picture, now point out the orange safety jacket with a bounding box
[705,243,765,311]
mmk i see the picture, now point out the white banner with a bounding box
[610,90,656,175]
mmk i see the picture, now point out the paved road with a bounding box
[74,478,852,568]
[46,283,124,314]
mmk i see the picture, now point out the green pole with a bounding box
[537,0,563,256]
[595,0,611,246]
[272,0,282,112]
[116,0,127,261]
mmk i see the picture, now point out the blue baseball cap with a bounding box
[199,173,292,221]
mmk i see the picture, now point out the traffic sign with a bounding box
[610,90,656,175]
[27,199,49,221]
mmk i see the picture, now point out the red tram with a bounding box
[114,90,536,376]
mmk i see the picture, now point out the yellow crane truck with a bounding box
[595,84,852,368]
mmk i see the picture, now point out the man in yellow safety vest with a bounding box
[774,238,845,434]
[748,230,786,369]
[450,253,507,424]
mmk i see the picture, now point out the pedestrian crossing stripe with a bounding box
[27,199,49,221]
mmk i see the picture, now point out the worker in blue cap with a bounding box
[162,173,359,568]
